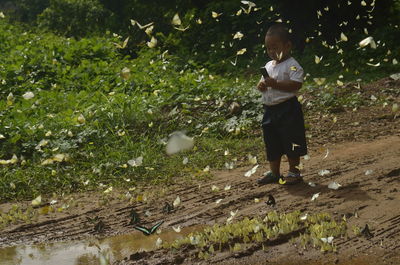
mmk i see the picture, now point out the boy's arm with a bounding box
[263,78,302,92]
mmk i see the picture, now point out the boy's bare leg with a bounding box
[288,156,300,174]
[269,157,281,176]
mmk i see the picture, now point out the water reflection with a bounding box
[0,225,203,265]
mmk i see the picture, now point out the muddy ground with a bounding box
[0,78,399,265]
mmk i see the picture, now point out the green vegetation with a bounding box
[165,211,347,258]
[0,19,267,201]
[0,0,399,203]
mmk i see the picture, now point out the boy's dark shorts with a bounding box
[262,96,307,161]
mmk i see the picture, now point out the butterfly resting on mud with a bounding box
[134,220,164,236]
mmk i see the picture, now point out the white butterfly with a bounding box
[233,31,244,40]
[173,196,181,207]
[392,103,398,113]
[328,181,342,190]
[315,55,323,64]
[145,25,154,36]
[211,11,222,18]
[174,26,190,32]
[276,51,283,61]
[31,195,42,206]
[248,154,257,165]
[291,143,300,151]
[241,1,256,7]
[366,62,380,67]
[127,156,143,167]
[227,209,238,223]
[313,78,326,85]
[114,37,129,49]
[318,169,330,176]
[166,131,194,155]
[340,32,348,42]
[22,91,34,99]
[308,182,317,187]
[237,48,247,55]
[225,162,234,169]
[171,13,181,26]
[120,67,131,80]
[311,192,320,201]
[244,165,259,177]
[155,237,163,247]
[147,36,158,48]
[323,149,329,159]
[300,213,308,220]
[211,185,219,192]
[240,6,252,14]
[321,236,334,243]
[130,19,154,29]
[230,56,238,66]
[172,225,181,233]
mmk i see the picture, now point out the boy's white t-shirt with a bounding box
[261,57,304,106]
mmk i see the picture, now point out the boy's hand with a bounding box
[257,81,268,92]
[257,78,277,92]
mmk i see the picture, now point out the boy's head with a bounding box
[265,23,292,62]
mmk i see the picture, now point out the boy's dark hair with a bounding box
[266,23,291,43]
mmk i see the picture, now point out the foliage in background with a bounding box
[2,0,399,73]
[37,0,110,37]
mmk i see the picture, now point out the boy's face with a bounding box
[265,35,291,62]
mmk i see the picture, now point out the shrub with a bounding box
[37,0,109,37]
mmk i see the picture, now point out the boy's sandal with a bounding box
[257,171,281,185]
[283,171,303,185]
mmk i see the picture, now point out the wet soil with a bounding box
[0,78,399,264]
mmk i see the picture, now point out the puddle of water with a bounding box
[0,225,203,265]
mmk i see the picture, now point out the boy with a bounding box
[257,23,307,185]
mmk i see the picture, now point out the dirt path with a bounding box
[1,133,399,264]
[0,91,399,264]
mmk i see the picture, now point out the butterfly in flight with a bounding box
[130,19,154,30]
[114,37,129,49]
[266,194,276,206]
[134,220,164,236]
